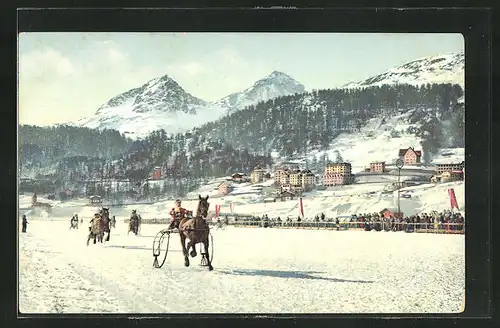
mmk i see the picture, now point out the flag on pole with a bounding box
[448,188,459,210]
[230,202,233,213]
[299,197,305,218]
[215,205,221,217]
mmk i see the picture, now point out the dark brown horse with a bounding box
[86,208,111,245]
[128,210,140,235]
[87,213,104,245]
[100,207,111,241]
[178,195,213,271]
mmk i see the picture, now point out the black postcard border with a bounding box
[3,5,494,328]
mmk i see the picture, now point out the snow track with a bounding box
[19,220,465,314]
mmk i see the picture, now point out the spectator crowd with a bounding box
[230,210,465,234]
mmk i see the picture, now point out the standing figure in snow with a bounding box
[128,210,140,235]
[168,199,193,230]
[22,214,28,233]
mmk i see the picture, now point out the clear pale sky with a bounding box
[18,33,464,126]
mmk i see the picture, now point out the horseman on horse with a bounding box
[86,207,111,245]
[99,207,111,241]
[87,212,103,245]
[168,199,193,231]
[70,214,79,229]
[129,210,141,235]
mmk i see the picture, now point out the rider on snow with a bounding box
[168,199,192,230]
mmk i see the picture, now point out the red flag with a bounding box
[230,202,233,213]
[215,205,221,217]
[299,197,305,218]
[448,188,459,210]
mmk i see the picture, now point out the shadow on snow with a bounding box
[105,245,180,252]
[217,269,373,283]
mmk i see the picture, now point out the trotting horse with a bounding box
[69,216,79,229]
[178,195,213,271]
[100,207,111,242]
[128,210,140,235]
[87,213,104,245]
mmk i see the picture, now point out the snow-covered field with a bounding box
[18,218,464,314]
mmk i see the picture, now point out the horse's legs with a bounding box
[187,240,197,257]
[87,233,92,246]
[203,238,213,271]
[106,228,110,241]
[180,234,190,267]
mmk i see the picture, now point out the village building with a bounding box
[300,170,316,191]
[281,184,305,194]
[274,167,291,186]
[88,195,102,205]
[152,166,162,180]
[274,190,296,202]
[279,170,291,185]
[435,161,465,175]
[369,161,386,173]
[251,166,267,184]
[440,171,464,183]
[323,163,355,186]
[289,169,302,186]
[398,147,422,165]
[218,181,233,195]
[325,162,352,175]
[324,174,355,186]
[231,172,248,183]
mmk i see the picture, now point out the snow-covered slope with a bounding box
[214,71,306,113]
[71,71,305,139]
[343,52,464,89]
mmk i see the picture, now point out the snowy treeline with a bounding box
[192,83,464,160]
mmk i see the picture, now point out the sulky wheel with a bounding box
[152,229,171,268]
[200,232,214,267]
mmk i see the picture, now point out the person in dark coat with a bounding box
[22,215,28,233]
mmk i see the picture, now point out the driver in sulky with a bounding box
[168,199,192,230]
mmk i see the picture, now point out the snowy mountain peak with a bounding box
[343,52,464,89]
[72,70,306,139]
[255,70,304,89]
[215,70,306,113]
[95,73,206,115]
